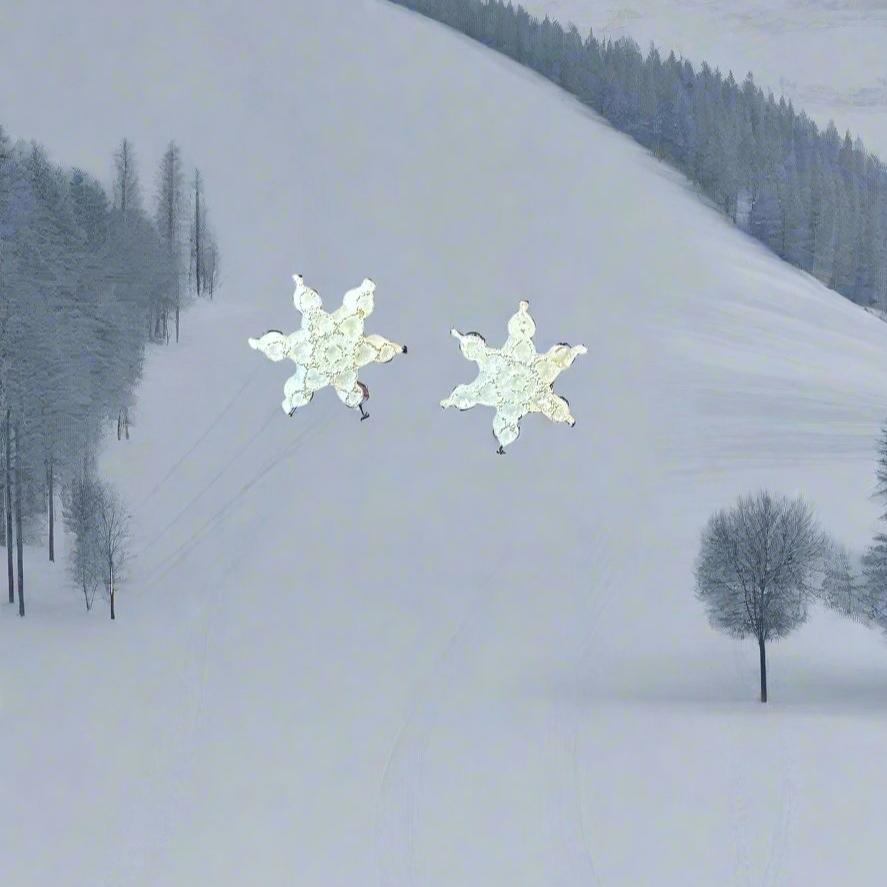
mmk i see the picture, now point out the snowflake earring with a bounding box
[249,275,407,420]
[441,300,586,453]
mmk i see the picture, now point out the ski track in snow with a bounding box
[376,532,612,886]
[134,366,266,513]
[375,550,514,885]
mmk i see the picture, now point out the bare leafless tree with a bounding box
[4,408,12,605]
[695,490,827,702]
[203,228,219,299]
[95,483,130,620]
[14,419,24,617]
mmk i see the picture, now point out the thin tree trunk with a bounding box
[109,561,115,620]
[14,423,24,617]
[47,457,54,562]
[175,301,180,343]
[5,409,12,604]
[758,634,767,703]
[0,451,4,549]
[194,172,202,297]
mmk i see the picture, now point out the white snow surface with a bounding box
[2,1,887,884]
[523,0,887,158]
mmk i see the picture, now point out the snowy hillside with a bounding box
[2,0,887,884]
[523,0,887,158]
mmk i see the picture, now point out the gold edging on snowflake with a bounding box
[249,275,406,419]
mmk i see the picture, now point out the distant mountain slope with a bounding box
[390,0,887,315]
[523,0,887,157]
[1,1,887,885]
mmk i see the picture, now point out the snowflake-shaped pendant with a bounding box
[249,275,407,420]
[441,300,586,453]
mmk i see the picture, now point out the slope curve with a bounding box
[1,1,887,885]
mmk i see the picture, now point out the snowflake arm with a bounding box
[441,378,489,411]
[536,343,588,384]
[331,277,375,334]
[450,329,491,364]
[282,365,313,415]
[536,390,576,426]
[341,278,375,318]
[502,300,537,360]
[356,333,407,367]
[292,274,323,313]
[248,330,290,362]
[337,385,365,408]
[492,412,521,449]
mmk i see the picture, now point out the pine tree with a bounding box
[389,0,887,311]
[188,168,216,299]
[155,141,185,342]
[0,129,217,618]
[861,420,887,623]
[112,138,142,217]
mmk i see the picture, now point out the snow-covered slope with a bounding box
[523,0,887,158]
[2,1,887,884]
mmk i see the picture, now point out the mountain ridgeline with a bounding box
[0,128,219,616]
[390,0,887,310]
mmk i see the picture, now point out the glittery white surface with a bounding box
[441,300,586,450]
[249,275,406,415]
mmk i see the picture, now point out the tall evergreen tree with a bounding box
[112,138,142,218]
[860,421,887,624]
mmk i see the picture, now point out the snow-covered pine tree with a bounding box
[859,421,887,625]
[155,141,186,342]
[0,127,216,615]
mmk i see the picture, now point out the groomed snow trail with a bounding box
[2,1,887,885]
